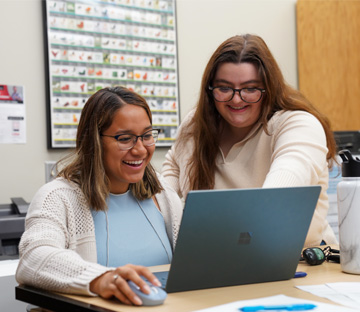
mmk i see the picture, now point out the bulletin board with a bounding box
[43,0,179,149]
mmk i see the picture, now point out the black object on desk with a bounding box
[0,197,29,260]
[16,285,114,312]
[334,131,360,153]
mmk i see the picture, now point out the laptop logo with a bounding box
[238,232,252,245]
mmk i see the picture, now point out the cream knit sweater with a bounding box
[162,110,337,247]
[16,176,183,296]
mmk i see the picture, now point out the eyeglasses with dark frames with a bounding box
[208,86,266,103]
[101,129,160,150]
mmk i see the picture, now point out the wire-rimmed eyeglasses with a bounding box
[101,129,160,150]
[209,86,266,103]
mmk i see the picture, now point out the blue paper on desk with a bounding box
[192,294,357,312]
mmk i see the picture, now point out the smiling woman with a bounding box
[101,104,156,194]
[15,87,183,306]
[162,34,338,248]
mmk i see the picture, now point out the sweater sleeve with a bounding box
[15,181,112,296]
[162,111,196,198]
[162,146,182,195]
[262,111,329,188]
[262,111,336,246]
[156,174,183,248]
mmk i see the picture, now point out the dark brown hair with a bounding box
[57,86,163,211]
[177,34,336,190]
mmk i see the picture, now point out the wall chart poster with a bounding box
[43,0,179,149]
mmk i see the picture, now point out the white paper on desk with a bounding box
[297,283,360,310]
[326,282,360,304]
[191,294,357,312]
[0,259,19,277]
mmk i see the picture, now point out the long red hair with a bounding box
[176,34,336,190]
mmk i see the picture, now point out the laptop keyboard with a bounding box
[153,271,169,289]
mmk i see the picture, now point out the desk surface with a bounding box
[16,262,360,312]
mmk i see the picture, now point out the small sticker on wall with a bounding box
[0,84,26,144]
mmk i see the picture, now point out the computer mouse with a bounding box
[128,280,167,306]
[302,247,325,265]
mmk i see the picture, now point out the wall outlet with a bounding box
[45,161,57,183]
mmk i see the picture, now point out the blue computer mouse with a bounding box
[128,280,167,306]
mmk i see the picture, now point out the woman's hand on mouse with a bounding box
[90,264,162,305]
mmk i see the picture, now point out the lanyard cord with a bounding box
[104,199,171,266]
[105,210,109,267]
[135,198,172,264]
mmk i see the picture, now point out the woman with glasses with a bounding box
[162,34,337,247]
[16,87,182,305]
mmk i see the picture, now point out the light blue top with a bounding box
[91,191,172,267]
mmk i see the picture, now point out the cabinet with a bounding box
[297,0,360,130]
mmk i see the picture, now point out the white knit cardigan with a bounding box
[16,176,183,296]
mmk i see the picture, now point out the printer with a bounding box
[0,198,28,260]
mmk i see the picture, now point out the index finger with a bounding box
[119,266,160,293]
[132,265,162,288]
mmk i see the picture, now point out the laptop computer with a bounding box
[154,186,321,293]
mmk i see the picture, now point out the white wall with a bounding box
[0,0,297,203]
